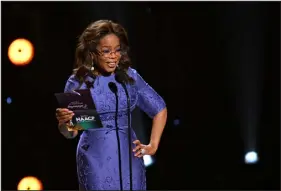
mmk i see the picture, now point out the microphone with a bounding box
[108,82,118,93]
[108,82,123,191]
[119,82,133,191]
[115,73,133,191]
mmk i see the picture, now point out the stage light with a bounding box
[17,176,43,190]
[245,151,258,164]
[143,155,154,167]
[8,38,34,66]
[6,97,12,104]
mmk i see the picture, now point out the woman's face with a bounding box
[96,33,121,74]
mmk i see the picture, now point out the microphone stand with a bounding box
[108,82,123,191]
[120,83,133,191]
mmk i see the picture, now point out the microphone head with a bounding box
[115,73,124,84]
[108,82,118,93]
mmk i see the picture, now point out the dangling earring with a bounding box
[91,61,95,71]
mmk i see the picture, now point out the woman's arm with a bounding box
[57,75,81,139]
[149,107,167,150]
[133,108,167,157]
[129,68,167,156]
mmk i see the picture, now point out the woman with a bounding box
[56,20,167,190]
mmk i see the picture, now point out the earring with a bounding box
[91,61,95,71]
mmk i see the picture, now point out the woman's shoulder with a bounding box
[126,67,139,79]
[65,74,81,85]
[64,74,81,91]
[67,74,78,81]
[127,66,136,73]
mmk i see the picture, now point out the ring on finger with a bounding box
[140,148,145,155]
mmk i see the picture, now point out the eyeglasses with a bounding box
[97,48,122,58]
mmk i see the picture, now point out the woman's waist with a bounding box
[81,124,135,134]
[98,110,129,121]
[83,124,130,131]
[79,125,137,141]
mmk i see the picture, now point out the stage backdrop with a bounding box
[2,2,279,190]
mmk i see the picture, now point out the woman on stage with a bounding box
[56,20,167,190]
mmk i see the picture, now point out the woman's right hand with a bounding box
[56,108,79,137]
[56,108,75,126]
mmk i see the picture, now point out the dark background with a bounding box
[2,1,280,190]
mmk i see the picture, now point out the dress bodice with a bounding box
[64,67,166,129]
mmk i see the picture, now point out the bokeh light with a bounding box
[8,38,34,66]
[173,119,180,126]
[6,97,12,104]
[17,176,43,190]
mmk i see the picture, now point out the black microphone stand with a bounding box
[108,82,123,191]
[120,83,133,191]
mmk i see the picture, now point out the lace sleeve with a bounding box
[64,75,80,92]
[128,68,166,118]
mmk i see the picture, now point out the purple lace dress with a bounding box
[60,67,166,190]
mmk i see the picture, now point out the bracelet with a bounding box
[66,123,83,131]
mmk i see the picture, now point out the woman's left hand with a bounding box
[132,140,157,157]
